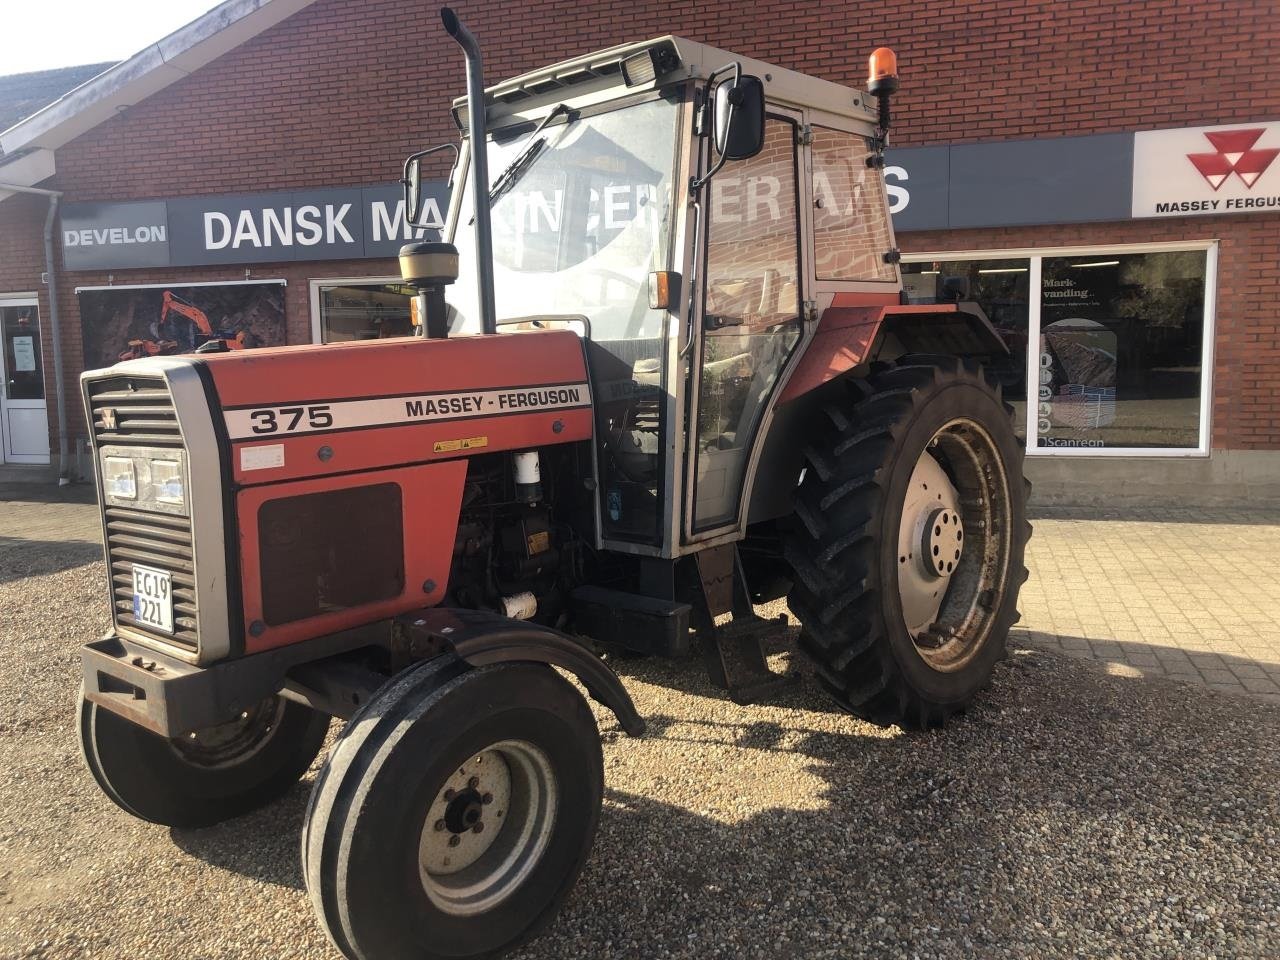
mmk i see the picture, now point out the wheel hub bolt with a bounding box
[482,792,493,805]
[471,822,484,834]
[434,819,446,832]
[444,788,456,801]
[448,835,461,848]
[468,776,480,789]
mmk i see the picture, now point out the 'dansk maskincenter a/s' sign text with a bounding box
[59,184,448,272]
[1133,121,1280,218]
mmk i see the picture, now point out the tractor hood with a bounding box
[106,330,593,487]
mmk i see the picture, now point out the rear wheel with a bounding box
[784,356,1030,728]
[303,658,603,960]
[78,688,330,828]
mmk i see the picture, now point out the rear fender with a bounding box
[776,303,1007,406]
[395,607,646,737]
[746,302,1008,524]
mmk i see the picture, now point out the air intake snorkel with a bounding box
[441,7,498,335]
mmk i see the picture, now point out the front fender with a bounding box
[395,607,646,737]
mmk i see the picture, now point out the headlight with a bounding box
[150,459,185,506]
[103,457,137,499]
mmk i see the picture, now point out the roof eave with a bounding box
[0,0,321,156]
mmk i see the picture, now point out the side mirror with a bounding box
[400,142,460,226]
[713,74,765,161]
[404,157,424,224]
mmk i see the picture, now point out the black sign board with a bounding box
[62,182,448,272]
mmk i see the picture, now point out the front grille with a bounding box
[104,506,200,650]
[88,375,183,447]
[87,375,199,655]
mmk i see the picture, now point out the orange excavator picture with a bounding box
[119,290,249,361]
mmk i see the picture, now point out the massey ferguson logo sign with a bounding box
[1133,121,1280,218]
[1187,129,1278,190]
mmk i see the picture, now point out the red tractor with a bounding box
[78,11,1028,959]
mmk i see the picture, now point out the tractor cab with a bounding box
[405,35,902,557]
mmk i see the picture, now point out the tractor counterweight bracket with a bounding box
[395,608,646,737]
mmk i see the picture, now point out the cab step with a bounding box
[694,544,798,705]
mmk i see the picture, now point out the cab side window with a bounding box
[704,119,802,329]
[810,126,897,282]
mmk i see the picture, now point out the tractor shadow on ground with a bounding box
[169,767,318,892]
[171,645,1280,958]
[1021,631,1280,702]
[1029,502,1280,526]
[602,624,849,717]
[0,536,102,585]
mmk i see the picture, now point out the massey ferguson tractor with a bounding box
[76,10,1029,959]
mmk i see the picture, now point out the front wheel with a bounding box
[303,658,603,960]
[78,688,330,828]
[785,356,1030,729]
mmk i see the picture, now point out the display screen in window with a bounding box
[1037,251,1206,450]
[902,258,1030,440]
[319,283,415,342]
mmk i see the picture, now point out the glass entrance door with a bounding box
[0,300,50,464]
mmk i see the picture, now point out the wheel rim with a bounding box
[896,417,1012,673]
[167,696,284,768]
[418,739,558,917]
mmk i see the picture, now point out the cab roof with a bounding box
[455,36,880,129]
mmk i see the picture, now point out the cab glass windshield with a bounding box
[448,92,683,545]
[448,94,681,339]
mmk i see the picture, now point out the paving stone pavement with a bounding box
[2,484,1277,704]
[0,483,100,545]
[1018,503,1280,705]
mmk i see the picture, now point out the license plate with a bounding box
[132,564,174,634]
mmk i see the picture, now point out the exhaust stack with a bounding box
[441,7,498,335]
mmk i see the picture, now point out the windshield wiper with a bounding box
[471,103,570,222]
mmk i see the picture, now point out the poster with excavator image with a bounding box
[78,281,286,371]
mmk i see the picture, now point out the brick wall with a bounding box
[0,0,1277,456]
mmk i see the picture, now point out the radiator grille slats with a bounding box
[88,376,199,655]
[88,379,183,447]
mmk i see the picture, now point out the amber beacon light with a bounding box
[867,47,899,96]
[867,47,899,139]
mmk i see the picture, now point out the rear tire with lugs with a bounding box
[785,356,1030,729]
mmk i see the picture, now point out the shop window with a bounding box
[811,127,897,282]
[904,245,1213,456]
[1037,250,1206,450]
[902,258,1030,438]
[314,281,415,343]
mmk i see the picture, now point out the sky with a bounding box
[0,0,224,74]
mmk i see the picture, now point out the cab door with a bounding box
[685,108,807,537]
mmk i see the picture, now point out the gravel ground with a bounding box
[2,536,1279,959]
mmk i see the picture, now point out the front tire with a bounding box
[303,658,604,960]
[785,356,1030,729]
[78,688,330,828]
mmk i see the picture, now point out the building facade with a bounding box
[0,0,1276,499]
